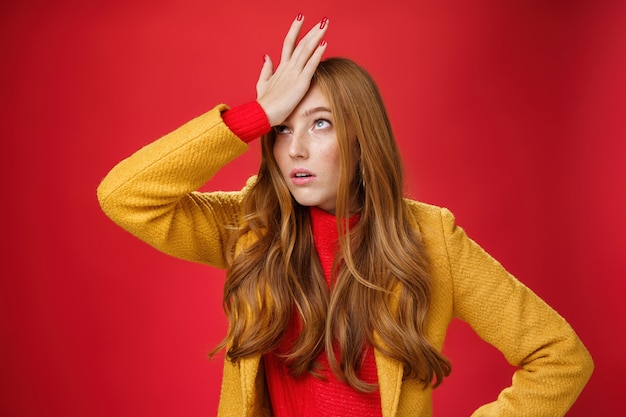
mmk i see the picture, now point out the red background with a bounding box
[1,0,624,415]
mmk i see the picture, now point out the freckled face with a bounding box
[272,85,345,214]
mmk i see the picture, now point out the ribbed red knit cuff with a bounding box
[222,101,271,143]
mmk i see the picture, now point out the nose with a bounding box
[288,132,308,159]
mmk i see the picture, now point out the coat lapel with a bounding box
[373,288,404,417]
[239,355,262,416]
[374,345,404,417]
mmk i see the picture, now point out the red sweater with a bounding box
[223,104,382,416]
[263,207,381,417]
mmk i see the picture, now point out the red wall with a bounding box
[1,1,624,415]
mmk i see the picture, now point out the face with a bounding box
[273,85,352,214]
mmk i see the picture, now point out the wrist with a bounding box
[256,98,282,127]
[222,101,271,143]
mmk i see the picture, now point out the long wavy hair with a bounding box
[217,57,451,391]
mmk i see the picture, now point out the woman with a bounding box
[97,14,593,417]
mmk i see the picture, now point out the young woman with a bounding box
[97,15,593,417]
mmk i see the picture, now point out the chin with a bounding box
[293,198,326,211]
[294,200,317,208]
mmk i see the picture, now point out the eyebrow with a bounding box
[301,106,332,118]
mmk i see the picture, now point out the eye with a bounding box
[313,119,331,129]
[274,125,291,135]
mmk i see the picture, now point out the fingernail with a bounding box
[296,13,303,21]
[320,39,327,47]
[319,17,328,29]
[262,54,267,63]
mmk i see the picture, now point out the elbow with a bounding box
[579,342,594,385]
[96,177,138,230]
[96,181,109,213]
[563,332,594,400]
[96,179,120,223]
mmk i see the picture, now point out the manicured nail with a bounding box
[262,54,267,63]
[320,39,327,47]
[320,17,328,29]
[296,13,303,21]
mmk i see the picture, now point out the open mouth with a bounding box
[290,169,315,179]
[290,169,315,184]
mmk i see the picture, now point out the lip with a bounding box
[289,168,316,185]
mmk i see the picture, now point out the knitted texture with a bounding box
[97,105,593,417]
[221,101,271,143]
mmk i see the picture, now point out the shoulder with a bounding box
[403,199,454,230]
[403,199,443,217]
[402,199,462,254]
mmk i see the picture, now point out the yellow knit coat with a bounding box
[97,105,593,417]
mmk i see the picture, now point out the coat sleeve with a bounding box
[439,208,593,416]
[96,104,251,269]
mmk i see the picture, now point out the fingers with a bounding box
[255,15,329,126]
[301,39,327,77]
[257,54,274,85]
[281,15,328,68]
[280,15,305,64]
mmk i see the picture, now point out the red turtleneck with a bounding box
[263,207,381,417]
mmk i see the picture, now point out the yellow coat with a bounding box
[97,105,593,416]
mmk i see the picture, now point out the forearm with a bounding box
[441,208,593,415]
[470,320,593,416]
